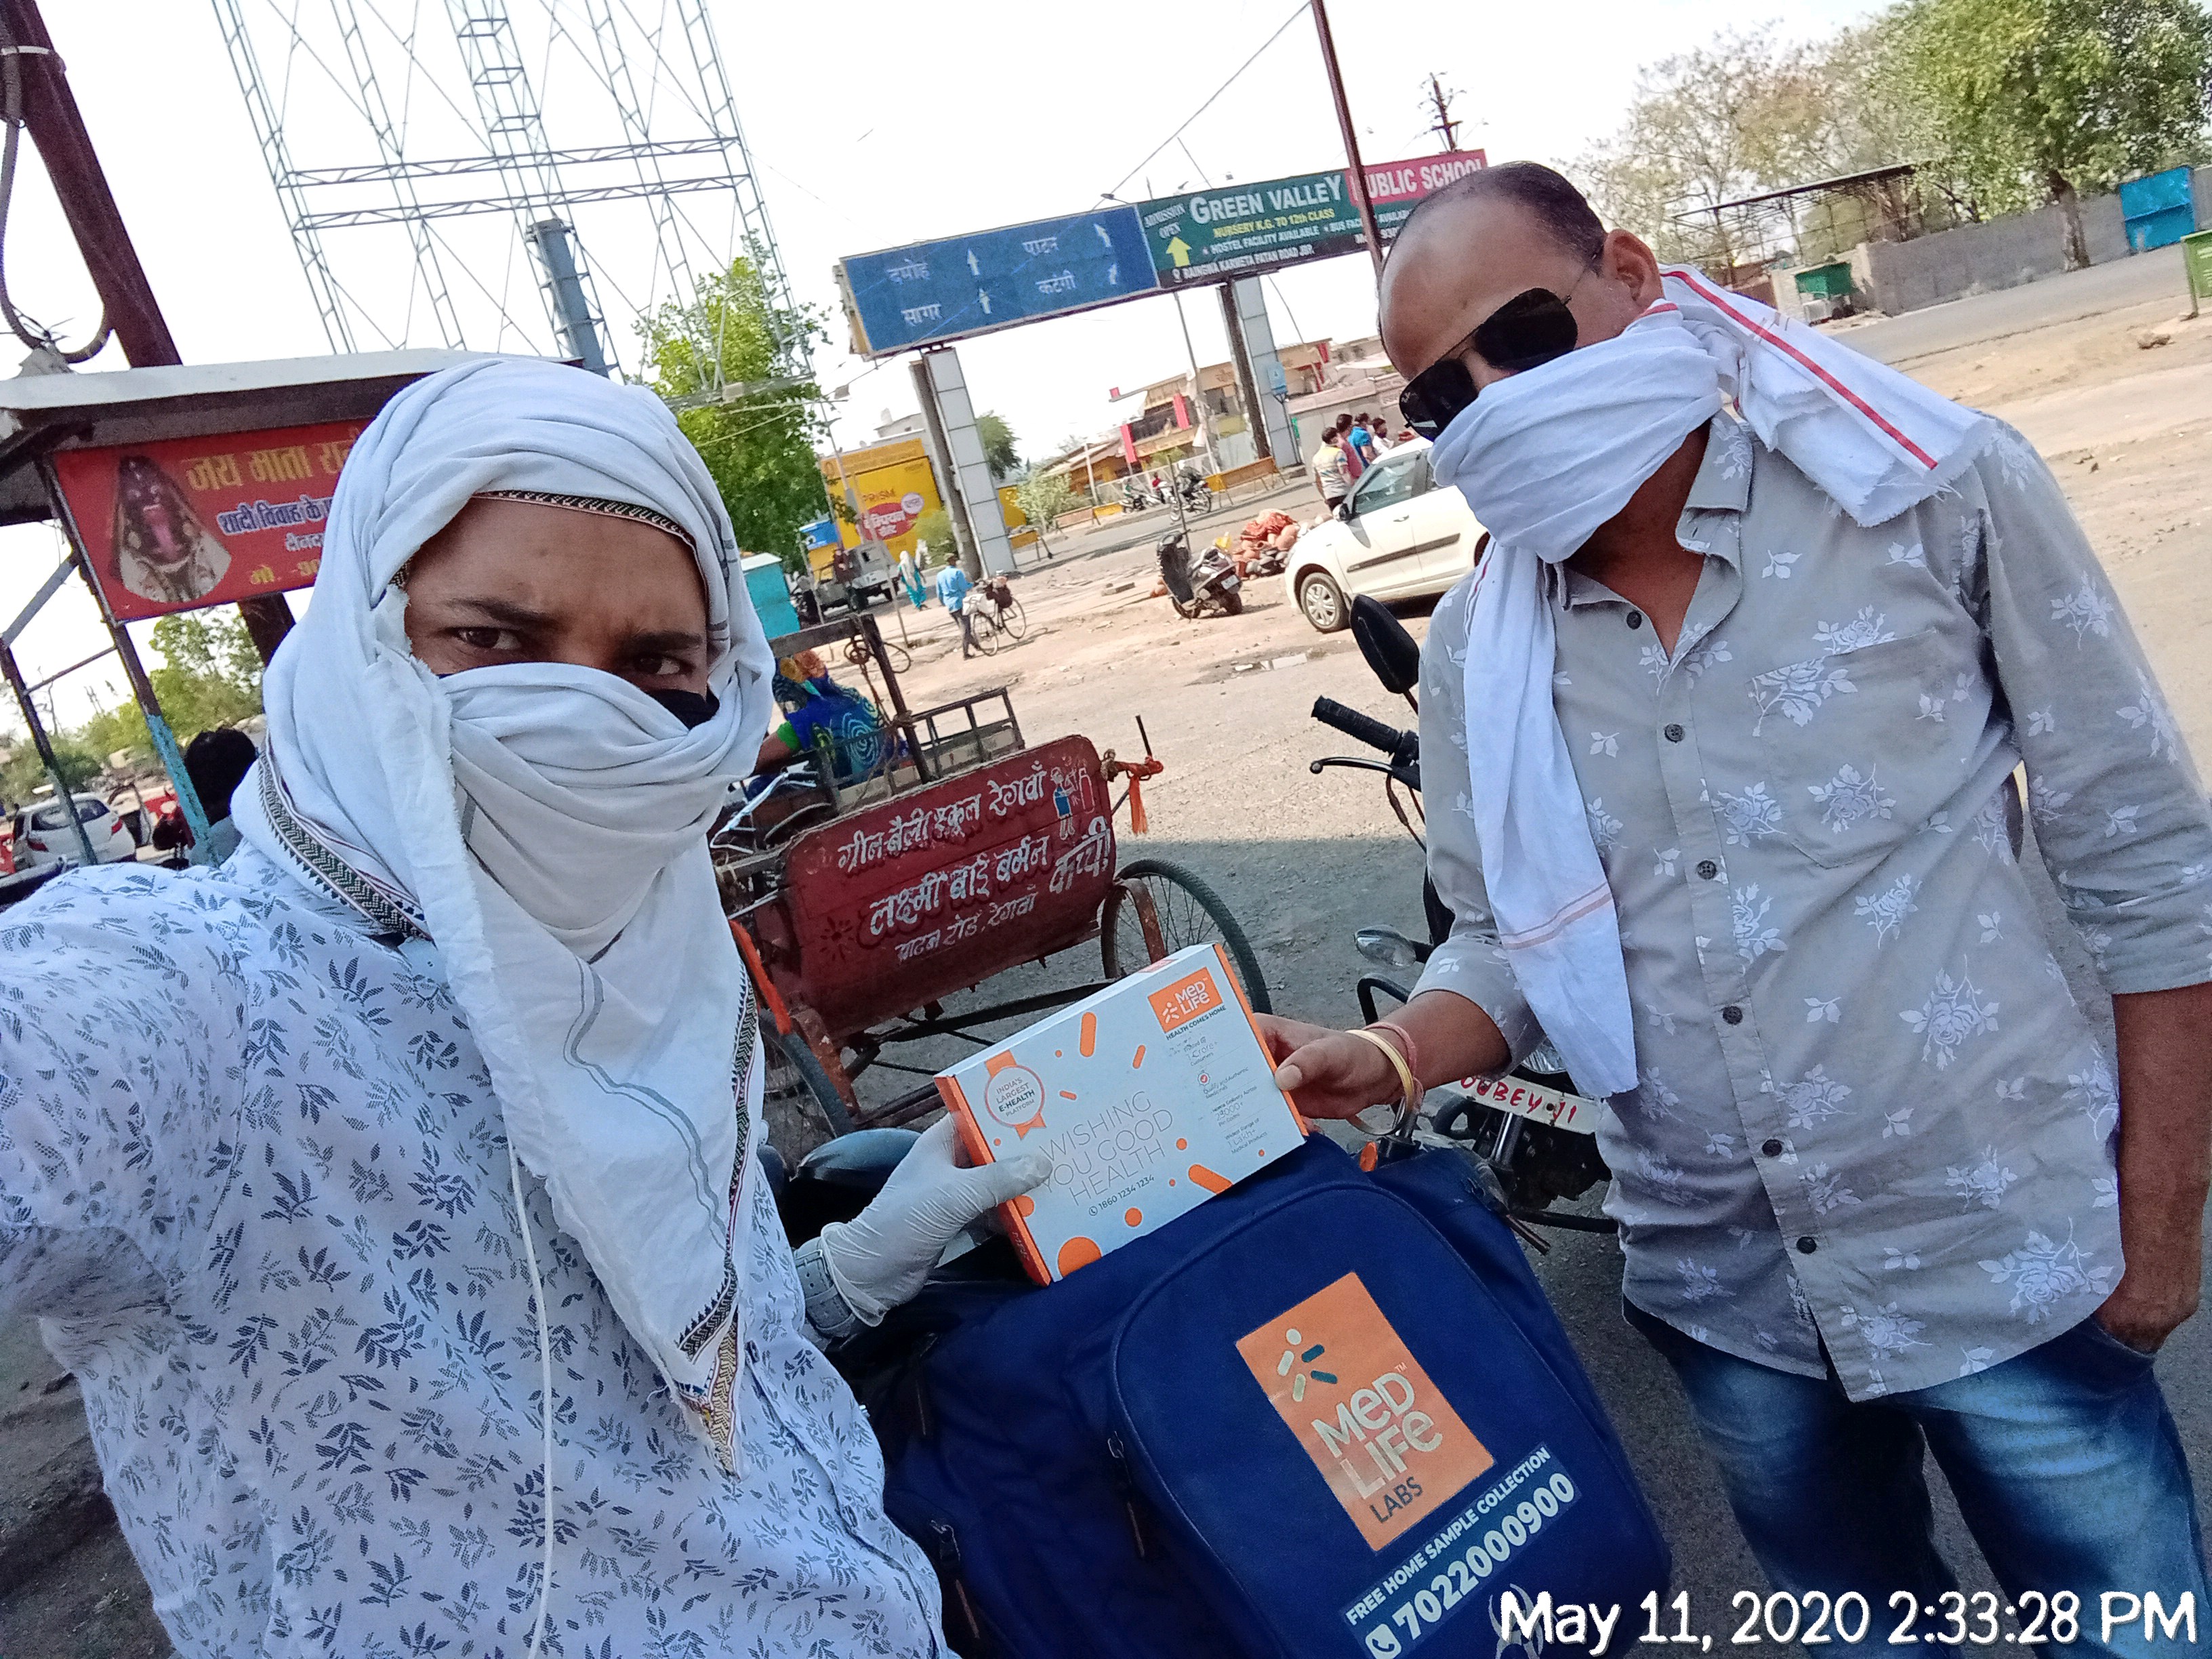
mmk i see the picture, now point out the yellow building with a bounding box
[816,436,1033,578]
[819,436,939,574]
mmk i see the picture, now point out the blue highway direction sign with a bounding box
[838,208,1159,356]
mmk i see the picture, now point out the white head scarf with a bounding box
[233,356,775,1467]
[1427,270,1994,1097]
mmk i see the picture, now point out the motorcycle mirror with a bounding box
[1350,595,1422,697]
[1354,926,1422,969]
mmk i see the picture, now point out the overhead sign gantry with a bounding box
[834,149,1488,359]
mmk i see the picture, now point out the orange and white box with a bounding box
[937,942,1307,1285]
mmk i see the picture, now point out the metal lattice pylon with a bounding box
[209,0,808,382]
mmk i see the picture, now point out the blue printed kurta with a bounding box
[0,848,944,1658]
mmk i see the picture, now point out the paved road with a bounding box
[1843,245,2190,367]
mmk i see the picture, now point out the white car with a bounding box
[8,794,138,869]
[1284,438,1486,632]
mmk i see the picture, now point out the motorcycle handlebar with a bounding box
[1311,696,1410,757]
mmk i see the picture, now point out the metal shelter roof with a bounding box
[1691,164,1919,218]
[0,348,496,528]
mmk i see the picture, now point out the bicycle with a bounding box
[958,598,1002,657]
[842,633,912,676]
[985,576,1027,640]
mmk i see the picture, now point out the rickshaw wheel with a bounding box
[1102,857,1271,1015]
[762,1025,856,1153]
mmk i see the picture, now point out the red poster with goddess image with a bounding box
[48,421,365,622]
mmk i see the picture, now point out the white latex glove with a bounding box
[819,1116,1054,1324]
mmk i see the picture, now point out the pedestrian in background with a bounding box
[1333,412,1367,485]
[1309,420,1351,514]
[935,554,978,658]
[1263,162,2212,1654]
[1347,411,1380,466]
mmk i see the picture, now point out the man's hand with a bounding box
[1255,1012,1402,1122]
[2097,981,2212,1353]
[1256,993,1513,1124]
[2096,1269,2197,1354]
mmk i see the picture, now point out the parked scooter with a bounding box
[1156,531,1244,618]
[1306,594,1612,1229]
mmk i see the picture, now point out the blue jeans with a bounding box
[1628,1302,2210,1657]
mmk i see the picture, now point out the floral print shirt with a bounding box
[1416,415,2212,1399]
[0,847,945,1658]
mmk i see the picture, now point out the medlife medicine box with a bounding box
[936,942,1307,1284]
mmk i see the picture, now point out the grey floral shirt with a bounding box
[1416,415,2212,1400]
[0,848,945,1658]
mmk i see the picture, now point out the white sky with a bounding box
[1,0,1877,731]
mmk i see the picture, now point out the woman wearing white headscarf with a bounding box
[0,358,1043,1659]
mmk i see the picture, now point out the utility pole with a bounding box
[1169,291,1217,480]
[0,0,295,664]
[1425,73,1462,151]
[1310,0,1383,283]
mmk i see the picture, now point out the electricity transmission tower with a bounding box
[210,0,808,386]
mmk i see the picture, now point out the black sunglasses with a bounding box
[1398,285,1586,440]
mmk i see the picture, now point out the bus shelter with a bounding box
[0,348,478,871]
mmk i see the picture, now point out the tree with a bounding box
[1574,28,1876,269]
[1012,470,1080,554]
[1890,0,2212,267]
[3,737,98,804]
[977,412,1020,481]
[638,256,830,571]
[912,507,954,566]
[77,612,265,766]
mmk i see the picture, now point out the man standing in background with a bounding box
[935,554,978,658]
[1310,417,1351,514]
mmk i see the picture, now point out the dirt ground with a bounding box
[848,294,2212,1105]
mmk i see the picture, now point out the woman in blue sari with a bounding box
[758,649,887,782]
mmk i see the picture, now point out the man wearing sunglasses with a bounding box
[1262,163,2212,1650]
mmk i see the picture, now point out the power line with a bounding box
[1094,1,1307,206]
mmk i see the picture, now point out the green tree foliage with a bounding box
[912,507,955,565]
[24,612,265,792]
[150,611,264,733]
[81,612,265,765]
[638,256,830,572]
[977,412,1020,480]
[1574,28,1877,269]
[1012,470,1080,552]
[1574,4,2211,274]
[1889,0,2212,265]
[3,738,98,803]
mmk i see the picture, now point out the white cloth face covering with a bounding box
[232,356,776,1469]
[1425,268,1995,1097]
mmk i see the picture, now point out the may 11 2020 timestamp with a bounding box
[1470,1589,2198,1652]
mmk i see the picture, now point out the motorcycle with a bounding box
[1120,478,1153,513]
[1174,468,1213,514]
[1307,594,1613,1232]
[1156,530,1244,619]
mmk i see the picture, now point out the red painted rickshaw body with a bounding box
[759,735,1117,1040]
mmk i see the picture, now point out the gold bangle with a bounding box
[1347,1026,1423,1124]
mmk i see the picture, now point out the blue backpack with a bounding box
[846,1136,1670,1658]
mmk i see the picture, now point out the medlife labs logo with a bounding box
[1237,1271,1494,1549]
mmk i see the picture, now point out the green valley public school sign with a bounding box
[1139,168,1366,287]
